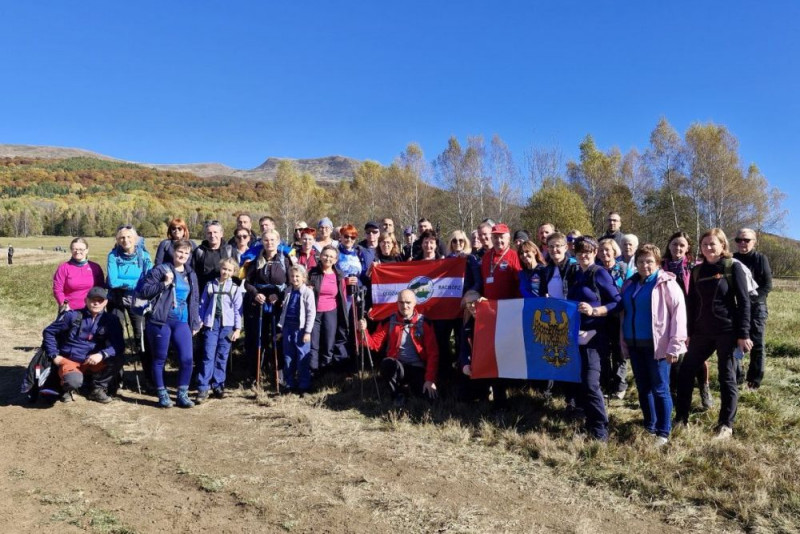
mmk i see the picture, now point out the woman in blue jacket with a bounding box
[139,240,202,408]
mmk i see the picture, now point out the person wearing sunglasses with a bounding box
[231,229,253,265]
[155,218,197,266]
[227,213,257,248]
[733,228,772,390]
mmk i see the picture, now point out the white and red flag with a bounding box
[369,258,466,320]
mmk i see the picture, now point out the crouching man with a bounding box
[359,289,439,406]
[42,287,125,403]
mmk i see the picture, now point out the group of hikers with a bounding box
[33,211,772,445]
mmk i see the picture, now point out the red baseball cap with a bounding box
[491,223,510,234]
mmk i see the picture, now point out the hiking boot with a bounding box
[212,388,225,399]
[612,389,627,401]
[654,436,669,448]
[88,388,112,404]
[157,388,173,409]
[176,386,194,408]
[60,390,74,403]
[713,425,733,441]
[699,383,714,410]
[195,390,209,405]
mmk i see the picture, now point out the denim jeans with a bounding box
[628,346,672,437]
[197,318,233,391]
[282,323,311,391]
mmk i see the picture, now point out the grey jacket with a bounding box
[277,285,316,335]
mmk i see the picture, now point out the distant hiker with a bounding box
[7,245,13,265]
[359,289,439,407]
[155,218,197,266]
[196,257,243,402]
[42,287,125,404]
[53,237,105,311]
[733,227,772,390]
[277,264,316,394]
[600,211,624,248]
[107,224,153,390]
[139,240,202,408]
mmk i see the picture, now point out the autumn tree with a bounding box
[521,181,593,235]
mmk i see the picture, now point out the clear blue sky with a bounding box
[2,1,798,238]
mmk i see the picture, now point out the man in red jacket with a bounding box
[360,289,439,406]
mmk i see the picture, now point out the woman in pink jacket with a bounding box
[619,243,687,447]
[52,238,105,311]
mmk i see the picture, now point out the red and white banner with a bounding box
[369,257,466,320]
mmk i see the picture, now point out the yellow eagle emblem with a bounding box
[533,308,571,367]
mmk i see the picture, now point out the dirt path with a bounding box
[0,314,688,533]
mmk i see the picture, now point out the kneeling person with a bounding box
[42,287,125,403]
[359,289,439,406]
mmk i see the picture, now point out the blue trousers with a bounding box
[628,346,672,437]
[579,346,608,441]
[146,319,193,389]
[282,323,311,390]
[197,319,233,391]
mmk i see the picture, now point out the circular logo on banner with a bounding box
[407,276,434,304]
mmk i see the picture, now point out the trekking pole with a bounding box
[270,303,280,395]
[255,301,264,392]
[121,310,142,395]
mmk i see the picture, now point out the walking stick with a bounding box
[121,309,142,396]
[270,303,280,394]
[255,301,264,392]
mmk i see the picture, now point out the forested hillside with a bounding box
[2,118,797,273]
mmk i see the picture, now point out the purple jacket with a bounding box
[199,278,244,330]
[619,270,687,360]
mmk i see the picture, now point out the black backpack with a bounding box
[21,312,81,402]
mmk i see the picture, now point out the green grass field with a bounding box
[2,249,799,531]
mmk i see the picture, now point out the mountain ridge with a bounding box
[0,144,361,182]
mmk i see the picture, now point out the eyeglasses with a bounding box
[734,238,752,243]
[566,236,575,243]
[341,235,356,240]
[451,239,465,244]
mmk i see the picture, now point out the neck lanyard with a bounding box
[489,248,510,277]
